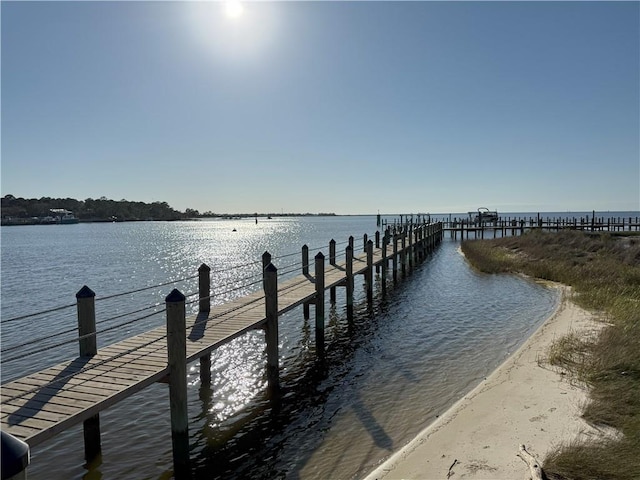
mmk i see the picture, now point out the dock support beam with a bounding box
[264,262,279,392]
[166,289,190,478]
[401,229,407,277]
[366,240,373,305]
[198,263,211,385]
[408,225,414,272]
[392,233,398,283]
[346,245,354,321]
[329,239,336,303]
[375,231,381,274]
[76,285,101,462]
[315,252,325,356]
[381,233,388,295]
[302,245,309,276]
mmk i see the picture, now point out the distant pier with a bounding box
[441,212,640,240]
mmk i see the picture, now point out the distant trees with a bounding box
[1,195,186,222]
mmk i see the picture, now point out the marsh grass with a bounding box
[461,230,640,480]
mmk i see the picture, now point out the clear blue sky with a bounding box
[2,1,639,214]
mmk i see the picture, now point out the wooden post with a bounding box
[305,251,314,321]
[381,233,388,295]
[375,231,381,273]
[198,263,212,385]
[366,240,373,305]
[199,353,211,386]
[262,251,272,290]
[302,245,309,276]
[77,286,97,356]
[315,252,325,356]
[363,233,368,253]
[76,285,101,461]
[329,239,336,303]
[329,239,336,265]
[346,245,354,320]
[198,263,211,313]
[166,289,190,478]
[408,225,414,271]
[392,233,398,282]
[264,262,279,392]
[401,228,407,277]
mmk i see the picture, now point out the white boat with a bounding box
[469,207,499,224]
[50,209,79,224]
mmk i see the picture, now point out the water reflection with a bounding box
[2,220,558,480]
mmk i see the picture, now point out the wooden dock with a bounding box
[440,213,640,240]
[0,222,443,476]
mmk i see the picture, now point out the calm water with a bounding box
[0,214,583,479]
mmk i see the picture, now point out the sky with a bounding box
[2,1,639,215]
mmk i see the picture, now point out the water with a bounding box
[0,215,565,479]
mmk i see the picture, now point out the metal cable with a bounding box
[1,302,76,324]
[98,301,163,325]
[2,308,166,364]
[0,326,79,354]
[209,258,262,274]
[95,274,198,302]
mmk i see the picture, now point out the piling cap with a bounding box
[315,251,325,259]
[1,431,30,479]
[265,262,277,273]
[165,288,185,303]
[76,285,95,299]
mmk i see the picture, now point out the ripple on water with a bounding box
[2,221,559,480]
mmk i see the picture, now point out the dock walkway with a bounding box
[1,223,443,460]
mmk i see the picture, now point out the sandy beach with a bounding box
[364,284,603,480]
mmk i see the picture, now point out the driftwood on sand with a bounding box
[517,444,545,480]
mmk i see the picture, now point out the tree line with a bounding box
[1,195,337,225]
[1,195,186,222]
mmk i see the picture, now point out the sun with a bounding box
[224,1,244,19]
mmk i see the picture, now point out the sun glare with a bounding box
[224,1,244,19]
[186,1,279,64]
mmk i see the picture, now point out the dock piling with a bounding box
[264,262,279,392]
[330,239,337,303]
[166,289,190,478]
[198,263,212,385]
[366,240,373,305]
[315,252,325,356]
[302,245,309,276]
[76,285,101,461]
[346,245,354,320]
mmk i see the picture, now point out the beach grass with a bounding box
[461,229,640,480]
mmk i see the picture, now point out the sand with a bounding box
[363,285,603,480]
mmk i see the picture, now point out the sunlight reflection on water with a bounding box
[0,217,558,480]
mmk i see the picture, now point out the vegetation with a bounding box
[461,230,640,480]
[1,194,186,222]
[1,195,337,224]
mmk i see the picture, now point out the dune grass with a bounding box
[461,230,640,480]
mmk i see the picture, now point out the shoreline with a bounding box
[363,284,602,480]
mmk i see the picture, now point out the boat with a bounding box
[50,209,79,224]
[469,207,498,224]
